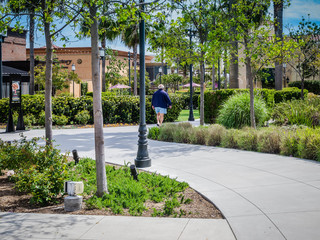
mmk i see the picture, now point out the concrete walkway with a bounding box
[1,123,320,240]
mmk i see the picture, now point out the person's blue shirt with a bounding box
[152,89,172,108]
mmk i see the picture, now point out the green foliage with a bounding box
[217,93,269,129]
[0,136,68,205]
[271,97,320,127]
[289,80,320,95]
[81,82,88,96]
[204,88,307,124]
[75,110,91,125]
[68,159,189,216]
[147,127,160,140]
[0,94,184,125]
[150,123,320,161]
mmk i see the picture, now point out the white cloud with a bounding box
[284,0,320,21]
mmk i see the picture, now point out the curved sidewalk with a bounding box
[1,124,320,240]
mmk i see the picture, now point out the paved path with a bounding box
[1,123,320,240]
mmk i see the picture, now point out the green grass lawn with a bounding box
[177,109,200,122]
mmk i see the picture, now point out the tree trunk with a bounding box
[200,51,205,126]
[133,43,138,95]
[44,20,53,144]
[274,0,284,90]
[29,10,35,95]
[245,38,256,129]
[212,63,215,90]
[90,4,108,197]
[101,38,106,92]
[224,56,228,89]
[229,0,239,88]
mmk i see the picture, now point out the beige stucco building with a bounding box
[27,46,154,97]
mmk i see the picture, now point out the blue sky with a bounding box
[29,0,320,54]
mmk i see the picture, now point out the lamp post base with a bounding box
[135,156,151,168]
[188,108,194,121]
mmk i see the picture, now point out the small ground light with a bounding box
[130,164,139,181]
[72,149,80,165]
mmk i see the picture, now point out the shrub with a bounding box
[217,93,269,129]
[24,114,37,127]
[172,123,193,144]
[158,123,176,142]
[204,88,308,124]
[205,124,227,146]
[0,136,69,205]
[289,80,320,95]
[221,129,239,149]
[271,98,320,127]
[280,126,305,156]
[236,127,258,151]
[296,128,320,161]
[53,114,69,126]
[75,110,91,125]
[257,128,282,154]
[148,127,160,140]
[189,126,207,145]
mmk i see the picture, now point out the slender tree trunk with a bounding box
[229,0,239,88]
[133,43,138,95]
[101,38,106,92]
[44,20,53,144]
[29,10,35,95]
[224,55,228,89]
[212,63,215,90]
[274,0,283,90]
[301,72,305,100]
[244,38,256,128]
[200,51,205,126]
[90,5,108,196]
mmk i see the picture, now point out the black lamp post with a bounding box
[187,28,196,122]
[128,51,131,95]
[71,64,75,97]
[159,66,162,84]
[135,0,151,168]
[0,32,6,99]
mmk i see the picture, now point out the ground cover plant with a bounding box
[148,123,320,161]
[0,136,220,218]
[271,96,320,127]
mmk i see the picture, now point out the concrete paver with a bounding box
[1,122,320,239]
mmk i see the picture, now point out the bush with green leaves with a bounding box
[204,88,308,124]
[75,110,91,125]
[271,97,320,127]
[205,124,227,146]
[217,93,269,129]
[289,80,320,95]
[0,136,69,205]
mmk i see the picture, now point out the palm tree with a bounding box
[79,16,119,92]
[122,23,139,95]
[274,0,283,90]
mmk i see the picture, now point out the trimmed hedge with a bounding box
[204,88,308,124]
[288,80,320,95]
[0,94,183,125]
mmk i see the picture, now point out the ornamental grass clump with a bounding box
[172,122,193,144]
[205,124,227,146]
[221,129,239,149]
[236,127,258,151]
[189,126,207,145]
[257,127,282,154]
[217,92,269,129]
[158,123,176,142]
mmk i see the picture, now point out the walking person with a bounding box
[152,84,172,126]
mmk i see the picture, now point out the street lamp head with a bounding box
[99,48,105,58]
[128,52,131,58]
[159,67,162,73]
[71,63,76,71]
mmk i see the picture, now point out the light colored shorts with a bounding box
[155,107,167,114]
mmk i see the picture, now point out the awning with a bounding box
[2,65,29,76]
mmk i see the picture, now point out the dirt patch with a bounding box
[0,175,222,219]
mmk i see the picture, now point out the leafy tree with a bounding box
[105,48,127,87]
[288,17,320,99]
[34,60,81,96]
